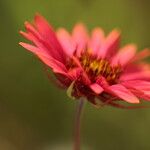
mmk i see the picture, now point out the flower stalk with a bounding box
[74,98,85,150]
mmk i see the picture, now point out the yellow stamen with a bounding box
[80,53,121,83]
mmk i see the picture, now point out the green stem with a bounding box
[74,98,85,150]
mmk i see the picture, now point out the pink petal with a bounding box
[96,76,109,87]
[90,83,104,94]
[111,44,137,66]
[120,70,150,81]
[19,42,45,54]
[34,14,66,62]
[132,48,150,62]
[20,42,69,77]
[122,80,150,101]
[68,67,82,80]
[72,23,89,57]
[20,30,41,48]
[20,30,36,41]
[122,80,150,91]
[24,21,41,38]
[89,28,105,55]
[36,53,69,76]
[56,28,76,57]
[107,84,139,103]
[20,26,43,48]
[20,31,61,60]
[24,22,52,53]
[34,14,63,50]
[120,63,150,81]
[21,20,66,62]
[98,29,120,58]
[122,63,142,74]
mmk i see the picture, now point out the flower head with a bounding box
[19,14,150,108]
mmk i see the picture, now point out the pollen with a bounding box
[80,53,122,83]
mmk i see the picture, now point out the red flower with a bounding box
[19,14,150,108]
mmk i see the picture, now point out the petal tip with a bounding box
[24,21,29,26]
[73,22,87,31]
[34,12,44,20]
[19,30,26,36]
[19,42,23,46]
[112,28,121,33]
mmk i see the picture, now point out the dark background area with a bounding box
[0,0,150,149]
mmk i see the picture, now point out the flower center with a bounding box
[80,53,122,84]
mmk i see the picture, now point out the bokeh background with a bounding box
[0,0,150,150]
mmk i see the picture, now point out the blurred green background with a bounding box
[0,0,150,150]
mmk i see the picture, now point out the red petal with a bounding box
[22,22,61,59]
[122,80,150,92]
[122,80,150,101]
[34,14,66,62]
[98,29,120,58]
[72,23,89,57]
[56,28,76,57]
[111,44,137,66]
[132,48,150,62]
[107,84,139,103]
[20,42,69,77]
[37,53,69,76]
[19,42,43,54]
[89,28,105,55]
[34,14,63,50]
[90,83,104,94]
[120,70,150,81]
[120,63,150,81]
